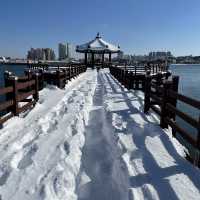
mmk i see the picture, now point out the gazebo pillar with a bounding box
[84,53,87,66]
[102,53,104,68]
[109,52,112,63]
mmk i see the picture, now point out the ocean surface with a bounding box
[170,65,200,129]
[170,64,200,156]
[0,63,199,155]
[0,64,26,87]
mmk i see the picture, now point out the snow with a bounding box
[0,70,97,200]
[0,69,199,200]
[102,69,200,200]
[77,34,120,53]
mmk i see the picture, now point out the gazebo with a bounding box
[76,33,120,67]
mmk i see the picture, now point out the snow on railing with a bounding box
[0,64,87,127]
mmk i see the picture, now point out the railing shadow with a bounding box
[102,71,200,200]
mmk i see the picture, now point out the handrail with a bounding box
[0,86,13,95]
[143,74,200,166]
[110,65,200,166]
[0,64,87,127]
[168,90,200,109]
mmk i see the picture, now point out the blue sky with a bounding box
[0,0,200,57]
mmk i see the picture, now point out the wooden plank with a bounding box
[20,99,33,102]
[17,90,35,102]
[17,80,35,90]
[150,94,162,105]
[0,86,13,95]
[0,113,14,125]
[150,105,161,116]
[166,103,200,129]
[18,76,29,81]
[151,84,163,94]
[18,101,35,113]
[168,90,200,109]
[0,100,14,111]
[165,117,197,147]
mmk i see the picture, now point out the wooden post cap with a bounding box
[9,76,18,81]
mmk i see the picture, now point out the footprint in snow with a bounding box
[0,168,11,186]
[72,90,77,97]
[71,121,78,136]
[18,144,38,170]
[39,184,46,199]
[63,141,70,155]
[67,96,74,104]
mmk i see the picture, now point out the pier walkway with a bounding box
[0,69,199,200]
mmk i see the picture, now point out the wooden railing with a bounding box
[0,72,39,126]
[26,65,87,89]
[109,65,200,166]
[0,65,87,127]
[115,63,169,74]
[144,75,200,166]
[109,64,170,91]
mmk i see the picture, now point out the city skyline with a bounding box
[1,0,200,58]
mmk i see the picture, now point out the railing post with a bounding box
[129,72,133,89]
[39,69,44,90]
[124,70,128,88]
[69,67,71,80]
[4,71,13,113]
[56,70,61,88]
[193,116,200,166]
[160,81,171,128]
[33,73,39,102]
[144,71,151,113]
[64,69,67,85]
[172,76,179,94]
[170,76,179,137]
[134,65,136,76]
[26,70,32,92]
[71,67,74,79]
[4,71,13,90]
[156,72,162,85]
[165,71,170,80]
[10,76,19,116]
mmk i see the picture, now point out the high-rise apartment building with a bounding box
[148,51,173,61]
[58,43,67,60]
[59,42,78,60]
[27,48,55,61]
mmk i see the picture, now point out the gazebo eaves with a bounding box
[76,33,120,54]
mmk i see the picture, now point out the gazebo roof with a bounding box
[76,33,120,54]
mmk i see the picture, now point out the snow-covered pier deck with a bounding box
[0,69,199,200]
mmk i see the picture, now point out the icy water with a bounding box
[0,64,26,87]
[169,64,200,125]
[170,64,200,156]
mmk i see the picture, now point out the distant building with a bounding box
[27,48,55,61]
[58,43,67,60]
[44,48,56,60]
[148,51,173,61]
[66,43,71,58]
[67,43,76,59]
[60,42,82,61]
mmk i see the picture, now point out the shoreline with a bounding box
[171,63,200,66]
